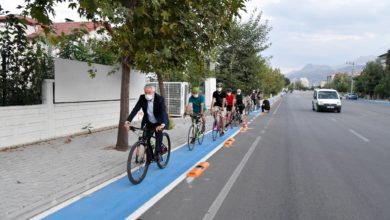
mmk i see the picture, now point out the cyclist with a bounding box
[185,87,206,132]
[124,85,169,160]
[211,82,226,136]
[235,89,245,119]
[256,89,262,110]
[251,90,257,109]
[225,88,235,127]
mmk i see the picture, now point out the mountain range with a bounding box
[287,56,377,85]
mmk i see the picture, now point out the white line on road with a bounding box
[328,117,337,122]
[349,129,370,142]
[202,136,262,220]
[273,99,282,115]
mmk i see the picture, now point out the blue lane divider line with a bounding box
[44,127,240,220]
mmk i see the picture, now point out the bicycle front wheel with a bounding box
[127,141,149,185]
[187,125,196,151]
[157,133,171,169]
[198,123,205,145]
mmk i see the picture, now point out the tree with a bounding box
[23,0,246,150]
[216,11,272,94]
[0,14,54,106]
[374,50,390,99]
[354,61,384,99]
[328,73,351,93]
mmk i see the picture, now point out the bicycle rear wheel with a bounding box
[157,133,171,169]
[127,141,149,185]
[187,125,196,151]
[212,119,219,141]
[232,114,239,127]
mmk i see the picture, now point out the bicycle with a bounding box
[127,126,171,185]
[245,101,252,115]
[186,113,205,151]
[212,109,224,141]
[231,107,243,127]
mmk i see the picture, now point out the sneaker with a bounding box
[161,145,168,154]
[220,131,225,137]
[154,152,162,162]
[190,138,196,144]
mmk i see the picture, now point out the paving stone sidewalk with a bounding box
[0,116,219,220]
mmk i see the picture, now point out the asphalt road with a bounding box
[140,91,390,220]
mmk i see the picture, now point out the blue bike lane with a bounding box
[39,127,242,220]
[35,97,278,220]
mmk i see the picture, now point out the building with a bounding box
[378,51,388,69]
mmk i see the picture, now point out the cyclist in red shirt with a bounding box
[225,88,235,128]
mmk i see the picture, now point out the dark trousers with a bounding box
[145,123,163,153]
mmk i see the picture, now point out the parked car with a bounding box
[312,89,342,113]
[345,93,358,100]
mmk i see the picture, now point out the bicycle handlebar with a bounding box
[129,126,142,132]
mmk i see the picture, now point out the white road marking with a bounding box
[328,117,337,122]
[273,99,283,115]
[349,129,370,142]
[126,129,242,220]
[202,136,261,220]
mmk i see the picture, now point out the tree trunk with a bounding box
[157,72,169,115]
[115,56,131,151]
[1,51,7,106]
[157,72,166,98]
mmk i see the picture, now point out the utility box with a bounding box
[147,82,190,117]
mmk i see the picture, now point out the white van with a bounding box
[312,89,342,113]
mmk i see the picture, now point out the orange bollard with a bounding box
[187,162,210,178]
[224,140,233,147]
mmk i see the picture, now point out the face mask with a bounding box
[217,88,222,92]
[237,92,241,95]
[193,94,199,98]
[145,94,153,101]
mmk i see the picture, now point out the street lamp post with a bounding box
[346,61,355,93]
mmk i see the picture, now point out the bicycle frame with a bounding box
[131,127,156,162]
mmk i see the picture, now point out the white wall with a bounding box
[54,58,145,102]
[0,80,144,149]
[0,58,147,149]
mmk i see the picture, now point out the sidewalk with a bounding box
[0,116,217,220]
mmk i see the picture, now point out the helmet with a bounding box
[217,82,223,88]
[226,88,232,93]
[192,87,200,93]
[237,89,241,93]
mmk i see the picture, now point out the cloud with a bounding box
[294,32,377,42]
[244,0,390,72]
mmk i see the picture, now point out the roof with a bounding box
[378,53,388,58]
[0,14,39,25]
[0,14,101,39]
[52,22,101,35]
[315,89,338,92]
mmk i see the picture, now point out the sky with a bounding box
[2,0,390,74]
[243,0,390,73]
